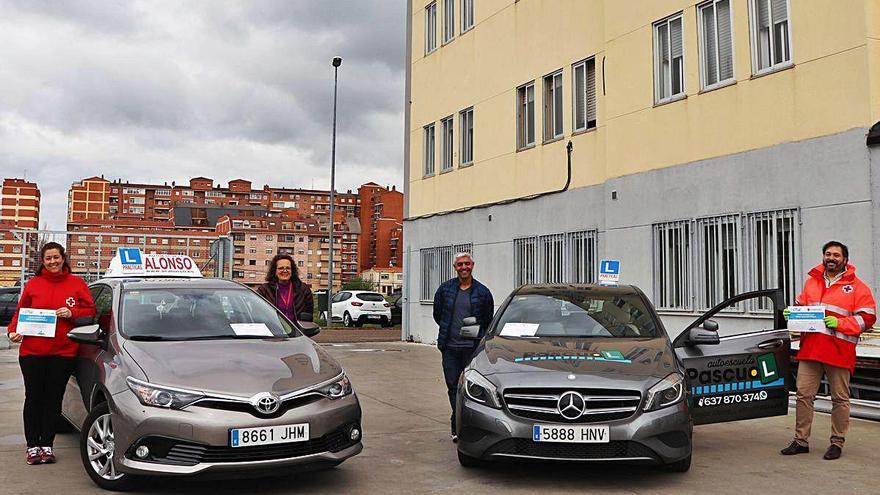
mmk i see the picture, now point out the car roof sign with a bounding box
[105,248,203,278]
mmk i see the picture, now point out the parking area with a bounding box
[2,341,880,494]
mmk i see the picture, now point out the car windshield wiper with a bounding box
[127,335,171,341]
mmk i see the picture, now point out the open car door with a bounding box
[673,289,790,426]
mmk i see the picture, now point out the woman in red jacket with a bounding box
[6,242,96,465]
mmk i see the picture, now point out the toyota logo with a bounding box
[252,392,281,415]
[557,391,586,420]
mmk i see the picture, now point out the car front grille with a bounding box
[486,439,658,461]
[502,387,641,423]
[137,426,357,466]
[190,394,323,419]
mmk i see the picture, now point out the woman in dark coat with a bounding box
[255,254,313,322]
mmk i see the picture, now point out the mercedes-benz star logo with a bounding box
[557,391,586,420]
[252,392,281,415]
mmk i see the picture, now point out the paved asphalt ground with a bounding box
[2,340,879,494]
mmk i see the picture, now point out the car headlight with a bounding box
[126,377,204,409]
[643,373,684,412]
[462,369,502,409]
[317,374,352,399]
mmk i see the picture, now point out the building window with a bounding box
[653,220,691,310]
[425,2,437,54]
[653,14,685,103]
[249,248,256,254]
[750,0,791,73]
[746,209,800,310]
[266,248,273,254]
[698,0,734,89]
[442,0,454,43]
[461,0,474,32]
[423,124,436,176]
[512,231,598,286]
[266,235,274,241]
[440,116,454,172]
[572,58,597,132]
[459,107,474,166]
[419,243,473,302]
[543,70,564,141]
[516,82,535,150]
[695,215,741,310]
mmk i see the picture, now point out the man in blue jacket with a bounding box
[433,252,494,441]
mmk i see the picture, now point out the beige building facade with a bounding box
[403,0,880,343]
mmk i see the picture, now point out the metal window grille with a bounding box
[746,208,800,311]
[419,243,474,302]
[514,231,597,286]
[695,214,742,310]
[653,221,692,310]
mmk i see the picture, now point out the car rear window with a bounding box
[356,293,385,302]
[494,291,660,338]
[120,288,299,340]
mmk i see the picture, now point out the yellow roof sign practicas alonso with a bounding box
[104,248,203,278]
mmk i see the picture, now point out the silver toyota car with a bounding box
[456,284,791,471]
[61,270,362,490]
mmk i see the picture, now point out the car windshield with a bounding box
[356,292,385,302]
[494,291,660,338]
[120,288,299,340]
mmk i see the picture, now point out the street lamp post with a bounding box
[327,56,342,319]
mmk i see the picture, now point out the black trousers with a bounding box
[441,347,475,433]
[19,355,76,448]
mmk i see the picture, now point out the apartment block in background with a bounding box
[358,183,404,273]
[0,178,41,286]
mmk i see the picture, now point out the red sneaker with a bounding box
[26,447,42,465]
[40,447,56,464]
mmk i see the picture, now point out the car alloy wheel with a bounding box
[81,402,137,491]
[343,312,353,327]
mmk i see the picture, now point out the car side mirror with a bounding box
[460,316,480,339]
[686,325,720,346]
[68,324,105,348]
[701,319,719,332]
[73,316,95,327]
[298,321,321,338]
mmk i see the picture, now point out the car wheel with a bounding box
[663,453,692,473]
[81,402,138,491]
[457,450,484,468]
[343,312,353,327]
[381,318,393,328]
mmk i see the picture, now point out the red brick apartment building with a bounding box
[358,183,403,273]
[0,178,41,286]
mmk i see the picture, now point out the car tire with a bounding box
[343,312,353,327]
[457,450,484,468]
[663,453,692,473]
[80,402,139,491]
[381,319,393,328]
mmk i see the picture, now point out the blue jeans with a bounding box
[441,347,475,433]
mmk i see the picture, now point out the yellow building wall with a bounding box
[408,0,877,217]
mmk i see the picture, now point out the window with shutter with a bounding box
[543,71,564,141]
[572,58,597,132]
[425,2,437,54]
[423,124,435,176]
[442,0,454,43]
[751,0,791,73]
[699,0,735,89]
[654,14,685,103]
[517,82,535,149]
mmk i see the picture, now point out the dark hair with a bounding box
[265,254,300,283]
[36,241,71,275]
[822,240,849,260]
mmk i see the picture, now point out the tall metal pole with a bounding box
[327,56,342,318]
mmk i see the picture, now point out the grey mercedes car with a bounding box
[61,276,362,490]
[455,284,791,471]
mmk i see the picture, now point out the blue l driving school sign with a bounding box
[598,259,620,283]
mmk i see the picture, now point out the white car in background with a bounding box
[331,291,392,327]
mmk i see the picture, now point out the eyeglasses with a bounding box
[277,267,292,272]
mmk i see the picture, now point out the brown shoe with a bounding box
[823,444,842,460]
[780,441,809,455]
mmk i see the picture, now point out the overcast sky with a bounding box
[0,0,406,230]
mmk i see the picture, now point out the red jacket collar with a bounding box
[38,266,71,283]
[807,263,856,283]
